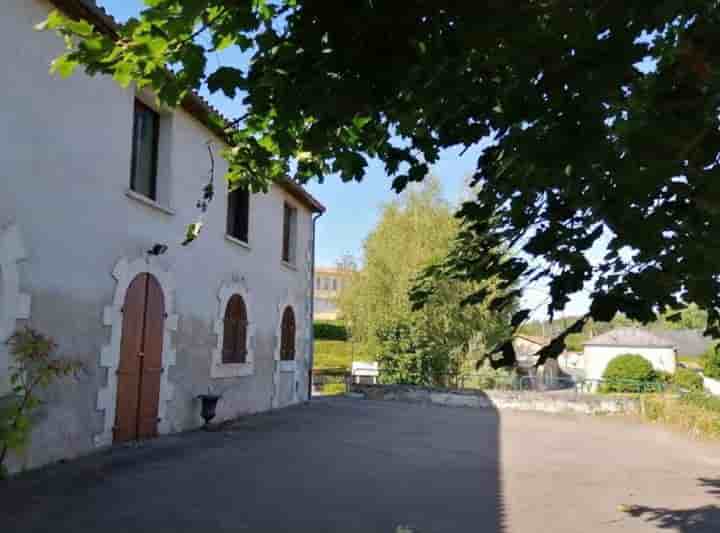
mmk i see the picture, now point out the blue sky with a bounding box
[96,0,593,318]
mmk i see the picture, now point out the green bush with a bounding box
[602,354,656,393]
[313,321,348,341]
[703,345,720,379]
[673,368,704,392]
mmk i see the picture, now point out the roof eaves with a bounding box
[48,0,326,214]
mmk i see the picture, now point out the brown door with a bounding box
[114,273,165,443]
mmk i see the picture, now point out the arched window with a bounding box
[222,294,248,363]
[280,306,296,361]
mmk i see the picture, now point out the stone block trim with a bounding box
[95,256,178,447]
[272,294,304,408]
[210,278,256,379]
[0,224,31,395]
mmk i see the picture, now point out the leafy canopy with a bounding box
[42,1,720,362]
[340,179,514,384]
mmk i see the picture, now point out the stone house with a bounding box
[1,0,324,472]
[583,328,677,383]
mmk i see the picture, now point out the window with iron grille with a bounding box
[222,294,248,364]
[227,187,250,243]
[130,100,159,200]
[280,306,296,361]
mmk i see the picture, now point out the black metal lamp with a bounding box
[147,243,168,256]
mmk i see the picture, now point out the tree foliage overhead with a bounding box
[43,1,720,362]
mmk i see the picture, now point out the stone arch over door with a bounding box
[0,224,31,395]
[95,257,177,447]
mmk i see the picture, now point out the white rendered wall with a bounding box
[0,0,316,470]
[583,345,677,382]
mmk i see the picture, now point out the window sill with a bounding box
[281,260,297,272]
[279,360,297,372]
[211,361,254,379]
[225,234,251,250]
[125,189,176,216]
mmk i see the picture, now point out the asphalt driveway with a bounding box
[2,396,720,532]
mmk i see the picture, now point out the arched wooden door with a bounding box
[114,273,165,443]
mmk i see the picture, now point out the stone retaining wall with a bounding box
[349,384,641,415]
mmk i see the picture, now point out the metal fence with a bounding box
[311,368,350,395]
[312,368,695,397]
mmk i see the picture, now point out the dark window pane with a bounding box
[280,306,296,361]
[227,188,250,242]
[222,294,248,364]
[130,101,159,200]
[282,203,296,263]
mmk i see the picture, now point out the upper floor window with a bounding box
[280,306,296,361]
[227,187,250,243]
[130,100,160,200]
[282,202,298,264]
[222,294,248,364]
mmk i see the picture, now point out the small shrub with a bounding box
[703,344,720,379]
[655,371,673,385]
[673,368,704,392]
[602,354,656,393]
[0,328,81,478]
[313,321,348,341]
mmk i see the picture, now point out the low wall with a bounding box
[349,384,641,415]
[704,375,720,396]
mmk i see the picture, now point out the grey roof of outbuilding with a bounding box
[654,329,713,357]
[583,328,675,348]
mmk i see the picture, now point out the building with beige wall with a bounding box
[0,0,324,473]
[314,267,353,320]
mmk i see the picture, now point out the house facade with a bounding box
[583,328,677,383]
[1,0,324,472]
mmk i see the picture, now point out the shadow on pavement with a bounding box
[0,396,504,533]
[622,477,720,532]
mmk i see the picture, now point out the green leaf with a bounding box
[206,67,246,98]
[50,56,79,78]
[34,10,65,31]
[113,62,134,87]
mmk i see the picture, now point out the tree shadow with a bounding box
[622,478,720,532]
[0,394,504,533]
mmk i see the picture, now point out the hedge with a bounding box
[313,321,348,341]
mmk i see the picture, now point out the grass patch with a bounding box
[642,393,720,439]
[314,340,369,370]
[321,383,347,395]
[678,356,703,369]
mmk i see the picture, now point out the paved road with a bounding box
[2,397,720,532]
